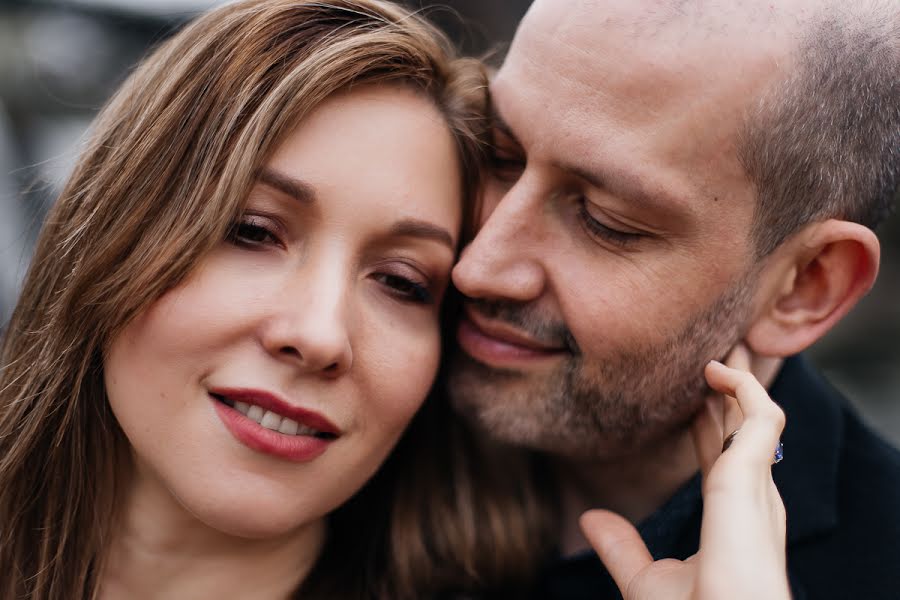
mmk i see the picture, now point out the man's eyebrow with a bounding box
[257,168,316,203]
[389,219,455,250]
[565,162,689,218]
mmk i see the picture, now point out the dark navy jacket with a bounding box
[534,355,900,600]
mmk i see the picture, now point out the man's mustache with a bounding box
[464,299,581,355]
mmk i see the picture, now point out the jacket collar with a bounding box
[769,355,843,544]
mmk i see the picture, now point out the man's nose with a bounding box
[453,179,546,302]
[260,263,353,377]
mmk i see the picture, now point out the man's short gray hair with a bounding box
[740,4,899,255]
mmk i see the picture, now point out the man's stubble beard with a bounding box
[446,276,757,460]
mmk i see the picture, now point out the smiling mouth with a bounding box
[211,394,338,440]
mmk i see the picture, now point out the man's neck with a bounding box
[553,427,699,556]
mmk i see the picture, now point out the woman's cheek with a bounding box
[365,316,442,424]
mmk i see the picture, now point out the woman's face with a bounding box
[104,86,462,538]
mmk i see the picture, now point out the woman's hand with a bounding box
[579,345,791,600]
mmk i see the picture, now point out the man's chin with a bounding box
[451,398,647,460]
[445,349,704,460]
[447,352,542,436]
[446,354,624,458]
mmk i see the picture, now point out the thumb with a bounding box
[580,509,653,595]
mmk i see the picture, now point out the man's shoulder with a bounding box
[827,404,900,588]
[839,399,900,487]
[772,354,900,494]
[771,355,900,600]
[832,394,900,547]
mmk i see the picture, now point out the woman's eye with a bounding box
[577,201,644,247]
[489,150,526,182]
[374,273,433,305]
[228,219,280,247]
[489,127,526,183]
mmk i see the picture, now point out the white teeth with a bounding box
[278,418,299,435]
[246,405,264,422]
[259,410,283,431]
[296,424,319,436]
[231,401,326,437]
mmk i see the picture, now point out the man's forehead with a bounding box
[520,0,815,39]
[512,0,804,78]
[490,0,811,225]
[496,0,800,145]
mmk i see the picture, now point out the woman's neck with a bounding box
[100,464,325,600]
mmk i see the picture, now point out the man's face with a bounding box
[449,0,786,458]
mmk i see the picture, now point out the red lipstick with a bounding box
[210,387,341,462]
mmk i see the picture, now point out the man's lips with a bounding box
[457,306,566,366]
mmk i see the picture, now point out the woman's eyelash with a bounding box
[374,273,433,305]
[577,202,643,247]
[228,218,280,247]
[226,219,435,305]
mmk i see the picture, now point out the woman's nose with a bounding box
[259,266,353,377]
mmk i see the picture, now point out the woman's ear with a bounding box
[745,219,880,357]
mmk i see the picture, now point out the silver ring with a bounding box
[722,429,739,452]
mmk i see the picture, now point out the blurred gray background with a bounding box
[1,0,897,443]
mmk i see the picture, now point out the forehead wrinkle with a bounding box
[494,46,632,154]
[527,0,812,43]
[507,7,790,165]
[524,0,805,72]
[493,62,701,216]
[503,1,804,234]
[494,80,702,226]
[496,41,696,198]
[508,16,697,126]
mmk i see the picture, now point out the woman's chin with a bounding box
[169,483,331,541]
[187,500,324,541]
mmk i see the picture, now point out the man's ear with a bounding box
[745,219,880,357]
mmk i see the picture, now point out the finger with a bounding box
[722,345,751,435]
[580,509,653,595]
[706,358,781,426]
[705,359,785,466]
[724,343,752,371]
[691,395,724,479]
[722,392,742,446]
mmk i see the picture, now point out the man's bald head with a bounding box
[519,0,899,254]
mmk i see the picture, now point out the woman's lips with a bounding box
[210,388,341,434]
[210,388,340,462]
[457,308,566,367]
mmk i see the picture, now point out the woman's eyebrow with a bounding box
[257,167,316,203]
[257,168,454,249]
[389,219,455,250]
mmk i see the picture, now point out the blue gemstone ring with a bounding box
[721,430,784,465]
[773,441,784,464]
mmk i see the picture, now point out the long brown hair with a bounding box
[0,1,554,598]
